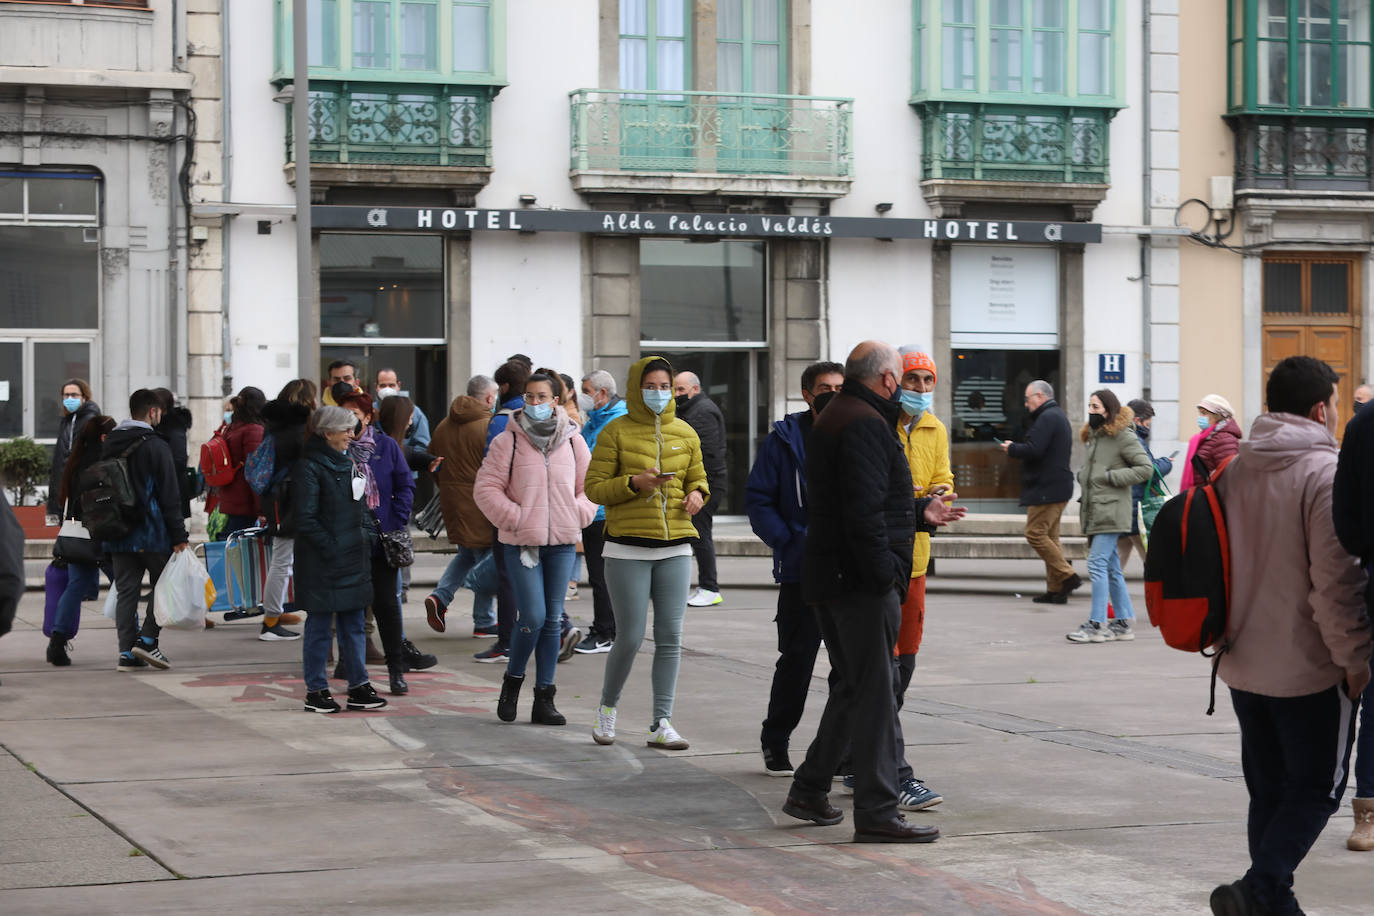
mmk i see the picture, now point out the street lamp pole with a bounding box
[292,0,315,384]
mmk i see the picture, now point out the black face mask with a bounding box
[1355,400,1367,414]
[675,394,691,411]
[353,420,364,437]
[812,391,837,414]
[1088,413,1107,431]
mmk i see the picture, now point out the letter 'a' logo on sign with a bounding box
[366,208,388,228]
[1043,223,1063,242]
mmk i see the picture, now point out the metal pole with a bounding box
[293,0,314,383]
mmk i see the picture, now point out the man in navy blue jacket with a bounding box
[747,361,843,777]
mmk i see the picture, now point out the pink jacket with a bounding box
[474,410,598,547]
[1216,413,1372,697]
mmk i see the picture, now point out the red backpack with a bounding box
[1143,455,1236,714]
[199,424,239,488]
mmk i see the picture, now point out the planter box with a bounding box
[13,506,59,540]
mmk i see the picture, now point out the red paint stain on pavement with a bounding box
[417,766,1089,915]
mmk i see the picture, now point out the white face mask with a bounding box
[351,474,366,501]
[377,386,399,399]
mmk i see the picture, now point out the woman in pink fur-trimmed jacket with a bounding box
[474,371,598,727]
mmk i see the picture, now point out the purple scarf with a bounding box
[347,425,381,510]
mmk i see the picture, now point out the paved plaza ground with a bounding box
[0,554,1368,915]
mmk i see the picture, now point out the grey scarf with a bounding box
[516,406,562,454]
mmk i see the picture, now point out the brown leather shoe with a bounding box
[1061,573,1083,594]
[853,817,939,843]
[782,795,844,826]
[278,612,302,625]
[365,636,386,664]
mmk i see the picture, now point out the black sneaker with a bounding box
[131,639,171,670]
[259,622,302,642]
[304,689,342,714]
[762,746,795,777]
[574,632,614,654]
[346,683,389,711]
[46,634,73,667]
[473,644,509,663]
[401,638,438,671]
[116,652,148,672]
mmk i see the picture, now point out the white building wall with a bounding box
[224,0,298,398]
[470,0,597,378]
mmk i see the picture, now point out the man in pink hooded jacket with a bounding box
[1208,355,1372,916]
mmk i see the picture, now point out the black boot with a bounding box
[388,663,409,696]
[46,632,72,667]
[497,673,523,722]
[531,684,566,726]
[401,638,438,671]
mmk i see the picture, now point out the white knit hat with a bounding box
[1196,394,1234,418]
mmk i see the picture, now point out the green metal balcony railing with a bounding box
[916,102,1111,184]
[569,89,853,178]
[1230,115,1374,191]
[285,81,492,167]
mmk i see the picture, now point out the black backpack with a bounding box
[79,435,150,541]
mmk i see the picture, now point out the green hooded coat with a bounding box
[1076,404,1154,536]
[584,356,710,542]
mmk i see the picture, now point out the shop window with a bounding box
[641,239,769,514]
[0,172,99,442]
[319,233,445,339]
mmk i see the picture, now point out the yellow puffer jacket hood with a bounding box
[584,355,710,541]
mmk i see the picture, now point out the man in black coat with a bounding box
[781,341,965,844]
[674,371,727,607]
[999,379,1080,603]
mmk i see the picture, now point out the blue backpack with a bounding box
[245,434,276,495]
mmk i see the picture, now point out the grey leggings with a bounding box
[599,555,692,726]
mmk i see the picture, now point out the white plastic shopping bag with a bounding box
[153,549,215,630]
[102,588,118,620]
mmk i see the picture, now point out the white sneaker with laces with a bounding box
[647,718,690,750]
[686,589,722,607]
[593,705,617,745]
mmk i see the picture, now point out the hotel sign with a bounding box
[314,206,1102,245]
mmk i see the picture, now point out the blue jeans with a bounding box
[432,546,496,626]
[55,561,99,637]
[1087,533,1135,623]
[502,543,576,688]
[1357,652,1374,798]
[303,609,367,693]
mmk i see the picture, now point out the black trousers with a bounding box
[581,520,615,638]
[112,551,169,653]
[760,582,822,750]
[691,500,719,592]
[789,589,902,829]
[894,653,916,783]
[492,529,517,649]
[1231,684,1360,915]
[369,554,405,671]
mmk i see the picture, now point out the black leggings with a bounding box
[370,554,405,670]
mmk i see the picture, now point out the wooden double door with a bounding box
[1262,254,1362,434]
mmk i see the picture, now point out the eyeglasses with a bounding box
[523,393,554,405]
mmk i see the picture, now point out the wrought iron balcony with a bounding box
[568,89,853,181]
[285,81,492,167]
[1230,116,1374,191]
[915,102,1111,185]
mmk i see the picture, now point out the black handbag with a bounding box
[369,509,414,568]
[53,518,100,565]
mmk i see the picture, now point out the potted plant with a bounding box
[0,436,58,538]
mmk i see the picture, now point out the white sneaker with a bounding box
[647,718,689,750]
[686,589,722,607]
[593,705,617,745]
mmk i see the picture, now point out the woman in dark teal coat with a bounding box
[294,406,387,714]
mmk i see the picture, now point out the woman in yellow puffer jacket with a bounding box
[584,356,709,751]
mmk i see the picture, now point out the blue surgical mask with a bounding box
[223,411,234,425]
[900,390,932,417]
[1196,415,1211,431]
[642,389,672,414]
[62,397,81,413]
[525,402,553,422]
